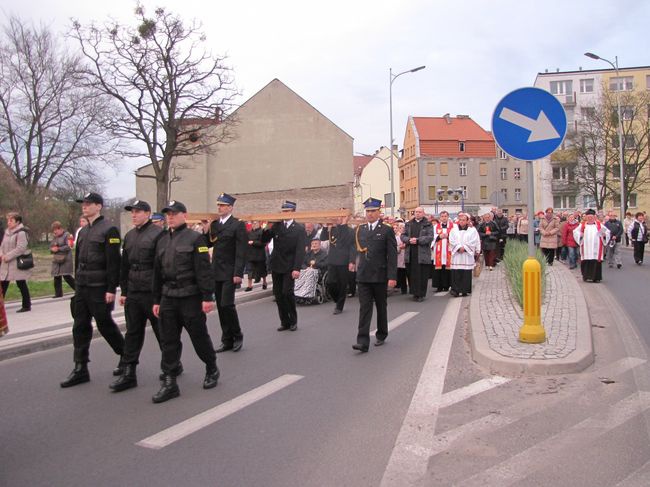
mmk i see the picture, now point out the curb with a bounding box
[0,288,273,362]
[468,264,594,376]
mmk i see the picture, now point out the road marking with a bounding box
[428,356,647,458]
[616,459,650,486]
[380,298,462,487]
[136,374,304,450]
[457,392,650,486]
[439,376,511,409]
[367,312,419,336]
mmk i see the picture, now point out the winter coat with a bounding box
[50,231,74,277]
[0,223,33,281]
[561,221,580,248]
[477,220,500,251]
[401,218,434,265]
[539,216,560,249]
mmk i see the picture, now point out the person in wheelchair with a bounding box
[303,238,328,272]
[295,239,329,304]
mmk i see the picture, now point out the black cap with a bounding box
[585,209,596,215]
[161,200,187,214]
[76,192,103,205]
[124,199,151,212]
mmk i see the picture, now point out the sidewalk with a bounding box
[0,281,273,361]
[469,262,593,376]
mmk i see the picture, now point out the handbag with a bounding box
[473,255,482,278]
[52,253,66,263]
[17,252,34,270]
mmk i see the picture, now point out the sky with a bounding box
[3,0,649,200]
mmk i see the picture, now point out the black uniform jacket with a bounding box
[355,222,398,283]
[262,221,307,273]
[152,224,214,303]
[120,220,163,295]
[206,216,248,280]
[75,215,121,292]
[320,225,356,266]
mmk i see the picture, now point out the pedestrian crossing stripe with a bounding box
[109,238,121,244]
[198,246,209,253]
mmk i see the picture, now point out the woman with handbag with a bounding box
[50,221,76,298]
[0,212,32,312]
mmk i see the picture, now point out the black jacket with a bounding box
[153,224,214,303]
[355,222,397,283]
[246,227,267,263]
[493,215,509,238]
[478,221,501,251]
[75,215,121,292]
[120,220,163,295]
[320,225,356,266]
[206,216,248,280]
[604,219,624,241]
[262,221,307,273]
[631,221,649,243]
[401,218,434,265]
[303,250,328,270]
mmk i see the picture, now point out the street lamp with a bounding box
[584,52,625,221]
[390,65,426,217]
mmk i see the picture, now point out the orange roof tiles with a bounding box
[412,116,493,142]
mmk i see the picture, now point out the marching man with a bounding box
[573,208,611,283]
[431,210,454,293]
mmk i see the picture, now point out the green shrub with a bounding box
[502,239,547,307]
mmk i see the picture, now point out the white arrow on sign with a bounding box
[498,107,561,143]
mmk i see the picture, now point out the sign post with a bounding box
[492,87,567,344]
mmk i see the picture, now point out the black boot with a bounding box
[152,375,180,404]
[203,364,220,389]
[112,360,125,377]
[158,362,184,381]
[60,363,90,388]
[109,364,137,392]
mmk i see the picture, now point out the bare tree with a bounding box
[70,5,238,210]
[0,16,114,195]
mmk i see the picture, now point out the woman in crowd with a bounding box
[393,221,408,294]
[449,213,481,297]
[0,212,32,313]
[517,212,529,242]
[245,221,268,291]
[539,207,560,265]
[477,212,500,270]
[50,221,76,298]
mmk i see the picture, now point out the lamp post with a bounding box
[584,52,626,221]
[390,65,426,217]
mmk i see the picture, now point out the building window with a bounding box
[579,78,594,93]
[630,193,638,208]
[553,195,575,209]
[623,134,637,150]
[514,188,521,201]
[581,106,596,120]
[500,188,508,202]
[500,167,507,180]
[610,76,633,91]
[479,162,488,176]
[400,169,404,181]
[428,186,437,200]
[400,191,405,202]
[552,166,573,181]
[550,80,573,95]
[427,162,436,176]
[514,167,521,180]
[459,142,466,152]
[621,106,634,120]
[498,148,507,159]
[459,162,467,176]
[583,194,596,209]
[480,186,487,199]
[440,162,448,176]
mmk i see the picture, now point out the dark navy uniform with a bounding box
[321,224,356,312]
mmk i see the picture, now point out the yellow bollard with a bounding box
[519,257,546,343]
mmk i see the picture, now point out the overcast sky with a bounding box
[4,0,649,200]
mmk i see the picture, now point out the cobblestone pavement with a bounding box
[477,264,578,360]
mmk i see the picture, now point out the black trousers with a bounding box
[431,265,451,291]
[53,275,76,297]
[356,282,388,348]
[122,292,162,365]
[1,280,31,309]
[407,262,429,298]
[326,265,349,310]
[272,271,298,328]
[159,294,216,374]
[541,247,555,265]
[215,279,242,345]
[397,267,408,294]
[633,241,646,263]
[72,286,124,364]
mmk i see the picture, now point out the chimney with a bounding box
[443,113,451,124]
[545,68,548,73]
[392,144,398,152]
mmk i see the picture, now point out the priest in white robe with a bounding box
[431,211,454,292]
[573,208,611,282]
[449,213,481,296]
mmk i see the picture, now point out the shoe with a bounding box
[203,366,220,389]
[617,264,622,269]
[0,327,8,337]
[109,364,137,392]
[352,344,369,353]
[232,339,243,352]
[461,293,468,297]
[244,287,253,292]
[450,290,459,297]
[60,363,90,388]
[374,339,385,347]
[333,308,342,315]
[262,283,267,290]
[289,324,298,331]
[277,325,290,331]
[52,295,63,299]
[16,307,31,313]
[215,343,233,353]
[416,297,424,302]
[112,362,125,377]
[152,375,180,403]
[593,280,601,283]
[159,363,184,381]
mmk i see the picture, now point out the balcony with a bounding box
[563,92,576,107]
[551,179,579,194]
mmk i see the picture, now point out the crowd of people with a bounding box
[0,193,647,401]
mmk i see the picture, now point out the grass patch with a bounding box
[502,239,547,308]
[3,280,74,302]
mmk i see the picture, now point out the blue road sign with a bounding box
[491,87,567,161]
